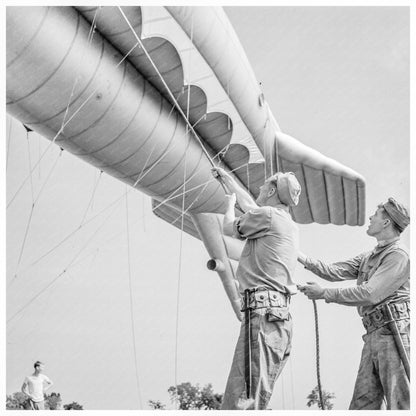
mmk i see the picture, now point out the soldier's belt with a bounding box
[241,287,289,312]
[362,302,410,334]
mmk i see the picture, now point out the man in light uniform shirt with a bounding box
[212,167,301,410]
[21,361,54,410]
[298,198,410,410]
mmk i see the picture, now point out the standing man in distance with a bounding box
[21,361,54,410]
[212,167,301,410]
[298,198,410,410]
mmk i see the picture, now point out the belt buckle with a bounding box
[372,309,384,325]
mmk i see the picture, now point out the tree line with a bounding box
[6,392,83,410]
[6,383,334,410]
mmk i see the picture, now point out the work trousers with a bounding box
[29,400,45,410]
[349,319,410,410]
[221,307,292,410]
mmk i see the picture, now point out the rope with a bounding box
[14,130,36,273]
[79,170,103,226]
[174,17,193,398]
[125,188,143,408]
[312,299,325,410]
[6,86,100,209]
[6,116,13,171]
[7,202,120,325]
[117,6,217,170]
[6,17,136,211]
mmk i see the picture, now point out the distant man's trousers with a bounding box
[349,319,410,410]
[221,308,293,410]
[29,400,45,410]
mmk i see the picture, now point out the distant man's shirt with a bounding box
[302,238,409,316]
[234,205,299,295]
[24,374,51,402]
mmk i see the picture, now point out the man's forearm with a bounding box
[223,195,236,236]
[22,389,32,399]
[224,179,256,212]
[44,382,53,392]
[213,168,257,212]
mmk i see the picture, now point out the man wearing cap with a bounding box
[298,198,410,410]
[212,167,301,410]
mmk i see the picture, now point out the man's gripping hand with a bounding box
[298,282,325,300]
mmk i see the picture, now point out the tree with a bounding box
[6,392,31,410]
[63,401,84,410]
[148,400,166,410]
[45,392,62,410]
[168,382,223,410]
[6,391,84,410]
[306,386,335,410]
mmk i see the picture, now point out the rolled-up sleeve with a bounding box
[234,207,271,239]
[323,250,409,306]
[304,254,364,282]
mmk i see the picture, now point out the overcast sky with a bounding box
[5,4,410,412]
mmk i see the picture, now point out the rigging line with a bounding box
[63,215,143,272]
[26,130,35,203]
[17,104,167,278]
[38,134,41,180]
[152,159,251,213]
[117,6,217,168]
[130,91,187,187]
[265,117,272,176]
[152,178,216,213]
[16,188,132,274]
[170,33,196,226]
[60,6,101,129]
[6,116,13,171]
[174,35,193,393]
[124,106,204,192]
[11,149,64,281]
[116,41,139,68]
[167,148,236,223]
[174,144,188,394]
[169,168,211,227]
[125,187,143,408]
[14,131,37,273]
[14,208,34,277]
[87,7,100,43]
[6,86,100,210]
[7,202,120,326]
[33,149,63,205]
[7,32,136,210]
[13,214,143,288]
[150,142,237,212]
[261,116,270,179]
[79,170,103,227]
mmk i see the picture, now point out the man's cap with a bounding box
[273,172,301,206]
[383,197,410,233]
